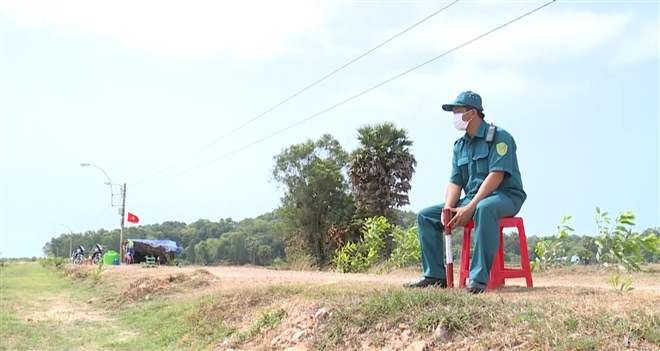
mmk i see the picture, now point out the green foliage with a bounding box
[282,244,316,271]
[90,259,104,282]
[272,133,355,267]
[41,214,285,268]
[0,250,7,269]
[348,122,417,254]
[607,274,634,295]
[39,256,66,270]
[348,123,417,218]
[235,309,287,341]
[269,257,289,270]
[530,215,575,272]
[526,207,659,292]
[333,216,423,273]
[530,208,659,274]
[257,245,272,266]
[333,216,388,273]
[387,224,421,269]
[594,207,659,273]
[396,210,418,229]
[40,122,660,273]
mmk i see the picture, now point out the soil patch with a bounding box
[116,268,217,304]
[215,300,436,351]
[62,264,95,280]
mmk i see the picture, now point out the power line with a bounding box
[84,205,111,232]
[131,1,459,187]
[138,0,555,187]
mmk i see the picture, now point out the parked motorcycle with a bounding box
[90,244,104,265]
[71,245,85,265]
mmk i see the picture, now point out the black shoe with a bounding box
[466,280,487,294]
[403,277,448,288]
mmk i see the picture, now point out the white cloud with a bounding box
[2,0,653,107]
[328,59,588,119]
[380,4,633,66]
[307,2,654,70]
[320,2,653,116]
[607,20,659,67]
[393,65,535,101]
[1,0,326,61]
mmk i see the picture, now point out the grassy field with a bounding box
[1,261,659,351]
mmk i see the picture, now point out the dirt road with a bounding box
[102,264,660,293]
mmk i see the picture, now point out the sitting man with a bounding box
[404,91,527,293]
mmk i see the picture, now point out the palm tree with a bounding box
[348,122,417,254]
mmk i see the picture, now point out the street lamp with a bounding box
[59,224,72,257]
[80,162,127,263]
[80,163,115,206]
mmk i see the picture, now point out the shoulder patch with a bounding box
[496,142,508,156]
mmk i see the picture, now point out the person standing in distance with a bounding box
[404,91,527,293]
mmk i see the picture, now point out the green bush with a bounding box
[530,214,574,271]
[39,256,67,269]
[269,256,289,270]
[387,224,421,269]
[332,216,423,273]
[527,207,660,292]
[594,207,659,273]
[333,216,387,273]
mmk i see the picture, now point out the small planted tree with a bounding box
[594,207,659,273]
[530,215,575,271]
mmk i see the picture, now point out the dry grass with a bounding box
[92,263,660,351]
[4,262,660,351]
[114,268,217,304]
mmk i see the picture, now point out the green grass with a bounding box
[2,263,659,351]
[0,263,228,351]
[0,263,128,351]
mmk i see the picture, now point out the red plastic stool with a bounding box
[458,216,533,290]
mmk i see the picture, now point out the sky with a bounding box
[1,0,658,258]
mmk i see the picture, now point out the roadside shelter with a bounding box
[128,239,181,264]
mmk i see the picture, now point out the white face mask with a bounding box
[452,112,471,131]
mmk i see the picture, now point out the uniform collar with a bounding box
[462,119,487,140]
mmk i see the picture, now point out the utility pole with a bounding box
[119,183,127,264]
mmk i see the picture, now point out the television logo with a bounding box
[15,11,82,27]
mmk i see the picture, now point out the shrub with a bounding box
[387,224,421,269]
[530,215,574,271]
[333,216,387,273]
[594,207,659,273]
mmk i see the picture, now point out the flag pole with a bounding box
[119,183,127,264]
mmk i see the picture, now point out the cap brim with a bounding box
[442,103,465,112]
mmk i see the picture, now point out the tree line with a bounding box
[40,123,660,268]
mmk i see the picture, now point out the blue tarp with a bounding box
[128,239,182,254]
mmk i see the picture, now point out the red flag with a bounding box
[127,212,140,224]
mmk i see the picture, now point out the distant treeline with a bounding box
[40,210,660,266]
[38,126,660,267]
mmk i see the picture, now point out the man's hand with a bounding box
[441,207,452,227]
[447,203,476,229]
